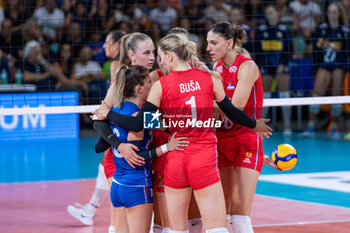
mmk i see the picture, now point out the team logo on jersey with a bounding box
[243,157,251,164]
[246,152,252,158]
[144,110,161,129]
[216,66,223,73]
[227,83,235,90]
[229,66,237,73]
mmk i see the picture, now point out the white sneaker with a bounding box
[67,203,94,226]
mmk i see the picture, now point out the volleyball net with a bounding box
[0,0,349,138]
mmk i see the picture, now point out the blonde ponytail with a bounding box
[118,35,132,68]
[114,65,128,108]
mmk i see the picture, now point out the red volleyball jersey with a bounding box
[215,54,263,135]
[160,68,217,144]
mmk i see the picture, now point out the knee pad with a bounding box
[331,104,342,116]
[206,227,229,233]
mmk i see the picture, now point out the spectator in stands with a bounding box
[88,0,113,32]
[230,5,252,52]
[0,19,24,61]
[72,46,107,103]
[290,0,321,39]
[63,21,85,60]
[276,0,293,27]
[0,52,11,84]
[71,1,87,31]
[204,0,231,23]
[87,27,106,65]
[303,2,349,139]
[183,0,205,35]
[254,5,294,134]
[22,19,44,44]
[113,3,149,32]
[0,6,4,30]
[179,17,202,51]
[150,0,178,34]
[19,40,70,91]
[54,43,87,94]
[33,0,65,42]
[3,0,28,34]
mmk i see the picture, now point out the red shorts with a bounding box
[104,148,116,179]
[164,142,220,190]
[217,132,263,173]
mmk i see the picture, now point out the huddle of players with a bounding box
[87,20,275,233]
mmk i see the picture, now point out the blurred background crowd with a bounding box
[0,0,349,134]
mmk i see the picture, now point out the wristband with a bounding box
[160,144,168,154]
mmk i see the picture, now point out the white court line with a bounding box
[253,219,350,228]
[256,193,350,211]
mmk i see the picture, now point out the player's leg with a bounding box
[67,152,109,225]
[304,68,331,136]
[277,72,292,134]
[188,191,203,233]
[261,74,274,118]
[219,166,233,231]
[165,186,192,231]
[230,167,260,233]
[108,177,128,233]
[330,68,345,138]
[126,203,154,233]
[193,182,228,232]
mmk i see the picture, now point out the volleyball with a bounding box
[272,144,298,171]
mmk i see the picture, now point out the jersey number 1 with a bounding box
[185,96,197,121]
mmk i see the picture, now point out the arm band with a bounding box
[128,140,158,162]
[95,137,110,153]
[93,120,123,149]
[217,96,256,129]
[106,101,158,132]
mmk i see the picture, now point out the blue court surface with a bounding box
[1,132,349,209]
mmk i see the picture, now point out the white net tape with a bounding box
[0,96,349,116]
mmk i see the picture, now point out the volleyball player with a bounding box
[207,21,274,233]
[92,34,272,233]
[303,2,349,139]
[254,5,293,135]
[150,27,203,233]
[107,65,188,233]
[66,30,126,227]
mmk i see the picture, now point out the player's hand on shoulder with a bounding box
[167,132,190,152]
[118,143,144,169]
[254,118,272,139]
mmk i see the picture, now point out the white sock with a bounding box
[162,227,170,233]
[108,225,116,233]
[188,218,203,232]
[84,164,109,216]
[153,224,163,233]
[168,230,188,233]
[206,227,229,233]
[231,215,254,233]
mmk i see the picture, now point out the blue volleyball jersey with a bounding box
[312,23,349,68]
[253,23,293,68]
[111,100,152,187]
